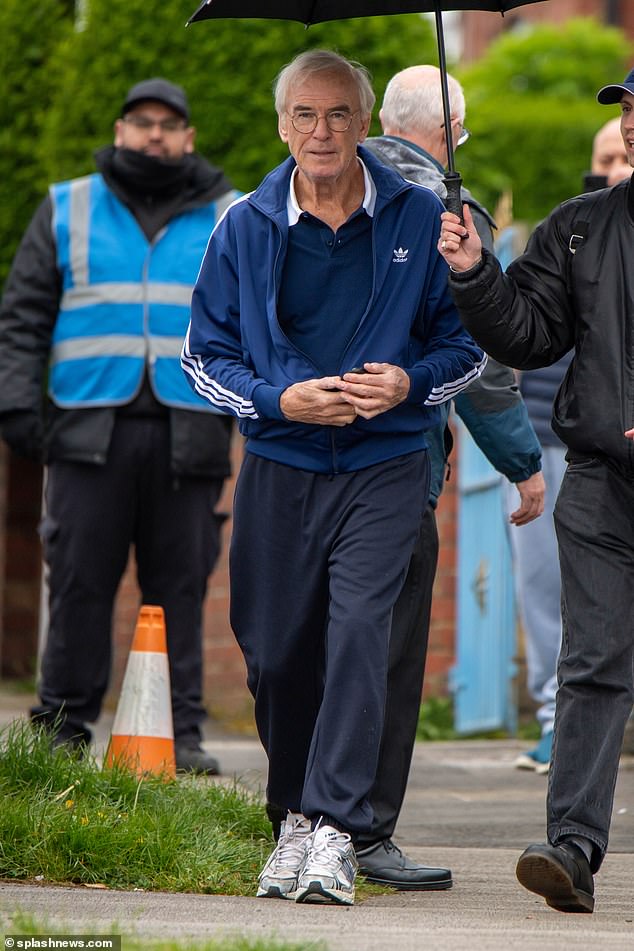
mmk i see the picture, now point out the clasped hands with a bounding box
[280,363,410,426]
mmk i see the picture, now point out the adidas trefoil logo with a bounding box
[393,246,409,263]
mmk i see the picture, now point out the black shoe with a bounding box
[356,838,452,891]
[51,731,91,756]
[174,744,220,775]
[516,842,594,913]
[31,712,92,755]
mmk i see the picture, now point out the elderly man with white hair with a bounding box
[183,50,485,906]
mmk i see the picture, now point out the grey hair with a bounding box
[274,49,375,117]
[380,65,465,138]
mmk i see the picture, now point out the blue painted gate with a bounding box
[449,418,517,734]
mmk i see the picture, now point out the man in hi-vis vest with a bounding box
[0,78,238,774]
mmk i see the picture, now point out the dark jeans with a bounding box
[32,417,225,745]
[358,503,439,847]
[231,451,429,836]
[549,457,634,871]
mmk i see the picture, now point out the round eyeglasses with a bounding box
[288,109,360,134]
[123,115,187,133]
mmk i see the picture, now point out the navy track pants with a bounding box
[230,450,429,835]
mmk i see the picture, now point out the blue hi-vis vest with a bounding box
[49,172,237,411]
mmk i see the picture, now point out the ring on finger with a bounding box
[441,239,447,250]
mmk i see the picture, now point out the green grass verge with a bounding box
[3,913,326,951]
[416,697,458,741]
[416,696,541,741]
[0,720,385,901]
[0,720,270,893]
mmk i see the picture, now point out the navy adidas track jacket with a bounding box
[182,146,485,474]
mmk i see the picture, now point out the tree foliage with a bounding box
[0,0,74,287]
[3,6,634,286]
[456,18,631,224]
[38,3,436,191]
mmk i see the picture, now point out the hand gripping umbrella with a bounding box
[187,1,546,217]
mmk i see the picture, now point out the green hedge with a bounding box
[2,6,633,292]
[38,3,436,191]
[456,17,631,224]
[0,0,74,287]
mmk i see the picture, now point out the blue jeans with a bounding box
[548,456,634,870]
[506,445,567,735]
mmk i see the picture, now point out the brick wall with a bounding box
[0,455,42,678]
[425,424,458,698]
[462,2,633,62]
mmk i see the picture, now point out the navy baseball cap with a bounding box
[597,67,634,104]
[122,78,190,121]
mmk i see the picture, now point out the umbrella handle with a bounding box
[443,172,464,223]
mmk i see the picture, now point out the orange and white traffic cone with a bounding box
[105,604,175,778]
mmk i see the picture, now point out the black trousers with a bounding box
[232,451,428,836]
[32,417,225,744]
[548,457,634,870]
[361,502,439,846]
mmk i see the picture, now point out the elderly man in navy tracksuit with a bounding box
[182,49,485,907]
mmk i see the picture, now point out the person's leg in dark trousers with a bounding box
[516,458,634,913]
[32,425,142,742]
[300,454,428,832]
[133,418,225,749]
[362,502,437,844]
[549,460,634,867]
[231,452,427,836]
[354,503,452,888]
[231,456,329,815]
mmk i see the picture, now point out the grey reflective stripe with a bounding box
[60,282,193,310]
[150,336,188,358]
[51,336,146,365]
[214,189,240,222]
[68,177,92,287]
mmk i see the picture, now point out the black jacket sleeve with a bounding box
[0,195,60,420]
[448,203,577,370]
[0,196,61,458]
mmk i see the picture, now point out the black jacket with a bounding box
[449,178,634,471]
[0,146,235,476]
[519,355,572,448]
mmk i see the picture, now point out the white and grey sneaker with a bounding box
[294,824,358,905]
[257,812,311,899]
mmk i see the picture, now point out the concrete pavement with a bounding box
[0,690,633,950]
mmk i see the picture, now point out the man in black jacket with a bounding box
[0,78,237,773]
[438,68,634,914]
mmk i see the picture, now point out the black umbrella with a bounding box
[187,1,546,215]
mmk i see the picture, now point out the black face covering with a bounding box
[110,147,195,197]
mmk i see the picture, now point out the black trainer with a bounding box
[174,744,220,775]
[31,712,92,756]
[356,838,452,891]
[516,841,595,913]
